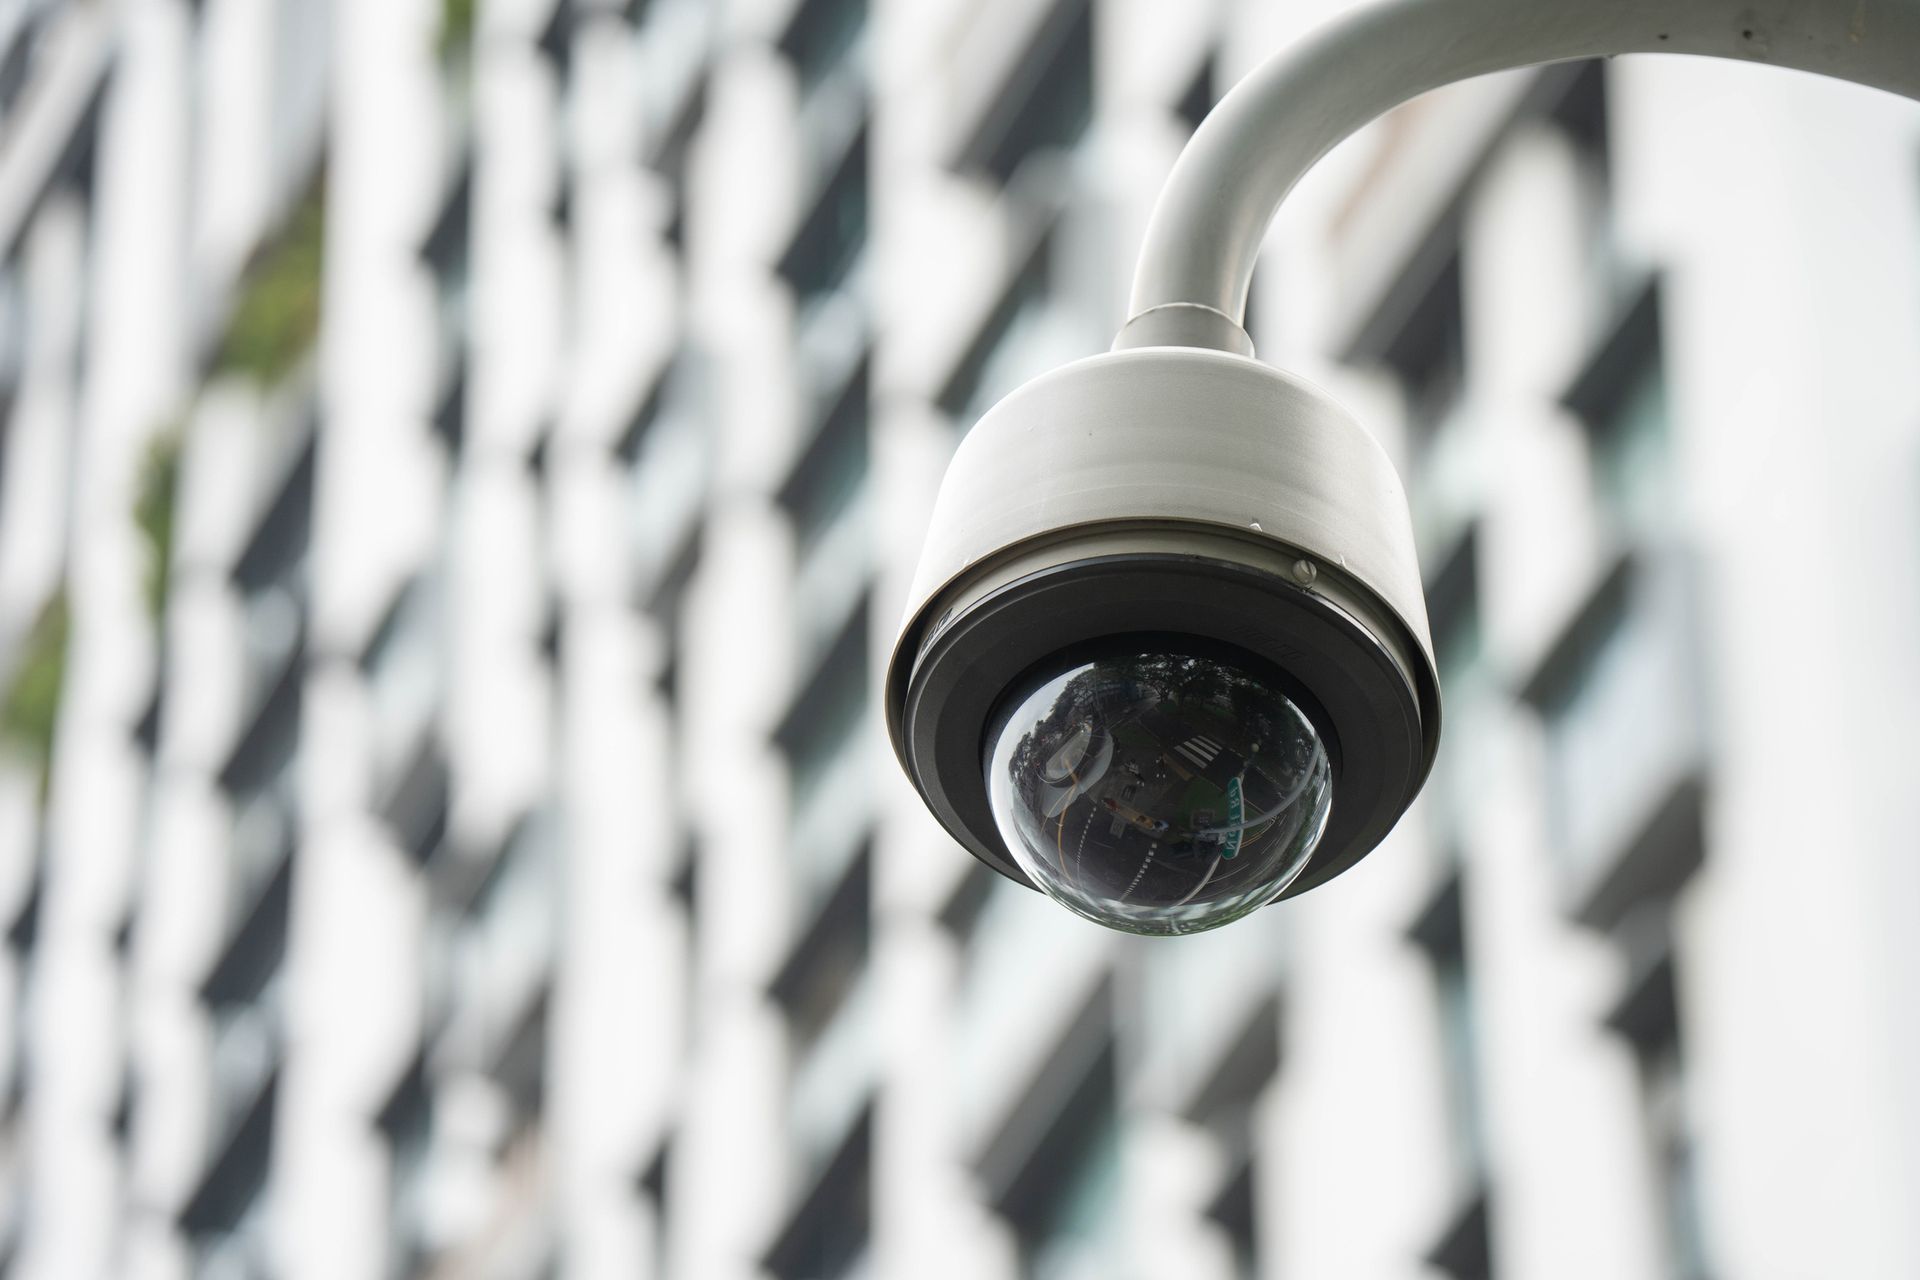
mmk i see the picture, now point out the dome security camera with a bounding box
[886,345,1440,935]
[887,0,1920,935]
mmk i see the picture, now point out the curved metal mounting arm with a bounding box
[1116,0,1920,352]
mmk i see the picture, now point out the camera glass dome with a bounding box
[985,646,1334,936]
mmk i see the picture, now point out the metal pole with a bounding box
[1116,0,1920,352]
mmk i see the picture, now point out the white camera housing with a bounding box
[887,346,1441,913]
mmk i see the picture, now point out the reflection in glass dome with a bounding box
[986,650,1333,936]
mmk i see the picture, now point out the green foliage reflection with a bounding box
[215,185,325,387]
[2,590,69,797]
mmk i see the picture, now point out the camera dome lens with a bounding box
[985,649,1333,936]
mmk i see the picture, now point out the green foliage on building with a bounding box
[135,431,182,623]
[439,0,476,62]
[2,589,70,794]
[214,186,326,387]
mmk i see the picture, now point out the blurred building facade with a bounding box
[1,1,1919,1279]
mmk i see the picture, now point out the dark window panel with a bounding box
[0,16,42,119]
[1563,278,1670,529]
[537,0,573,81]
[619,352,707,577]
[359,575,426,673]
[527,430,552,481]
[1518,551,1636,713]
[201,851,293,1009]
[1183,996,1281,1151]
[1407,869,1467,962]
[1011,1063,1118,1265]
[777,357,869,553]
[492,984,551,1122]
[763,1103,873,1280]
[0,260,22,488]
[1341,212,1467,447]
[538,596,563,667]
[1424,523,1482,678]
[1336,64,1614,448]
[639,1134,673,1275]
[1605,944,1681,1053]
[231,429,315,715]
[639,1135,670,1205]
[424,153,473,421]
[218,640,304,799]
[431,808,532,918]
[936,862,997,940]
[649,76,709,251]
[936,230,1053,420]
[769,846,872,1054]
[1408,870,1491,1193]
[780,0,866,95]
[1521,549,1704,904]
[955,0,1094,185]
[1605,936,1713,1278]
[2,1059,25,1127]
[655,631,682,714]
[1177,52,1216,133]
[6,865,41,955]
[1562,278,1663,434]
[181,1068,279,1239]
[133,678,163,754]
[668,841,697,913]
[376,1048,432,1151]
[52,88,103,204]
[651,74,708,172]
[110,1070,134,1141]
[975,977,1118,1245]
[1425,1185,1495,1280]
[420,157,472,277]
[432,351,467,457]
[615,367,670,466]
[644,524,701,621]
[1574,771,1707,934]
[378,1046,439,1278]
[463,810,543,919]
[1544,59,1610,172]
[773,594,870,805]
[1206,1153,1258,1280]
[233,432,317,598]
[1382,251,1467,444]
[379,739,451,867]
[780,127,868,309]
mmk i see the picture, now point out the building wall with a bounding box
[0,2,1916,1279]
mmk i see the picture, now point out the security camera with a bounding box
[887,345,1440,935]
[887,0,1920,934]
